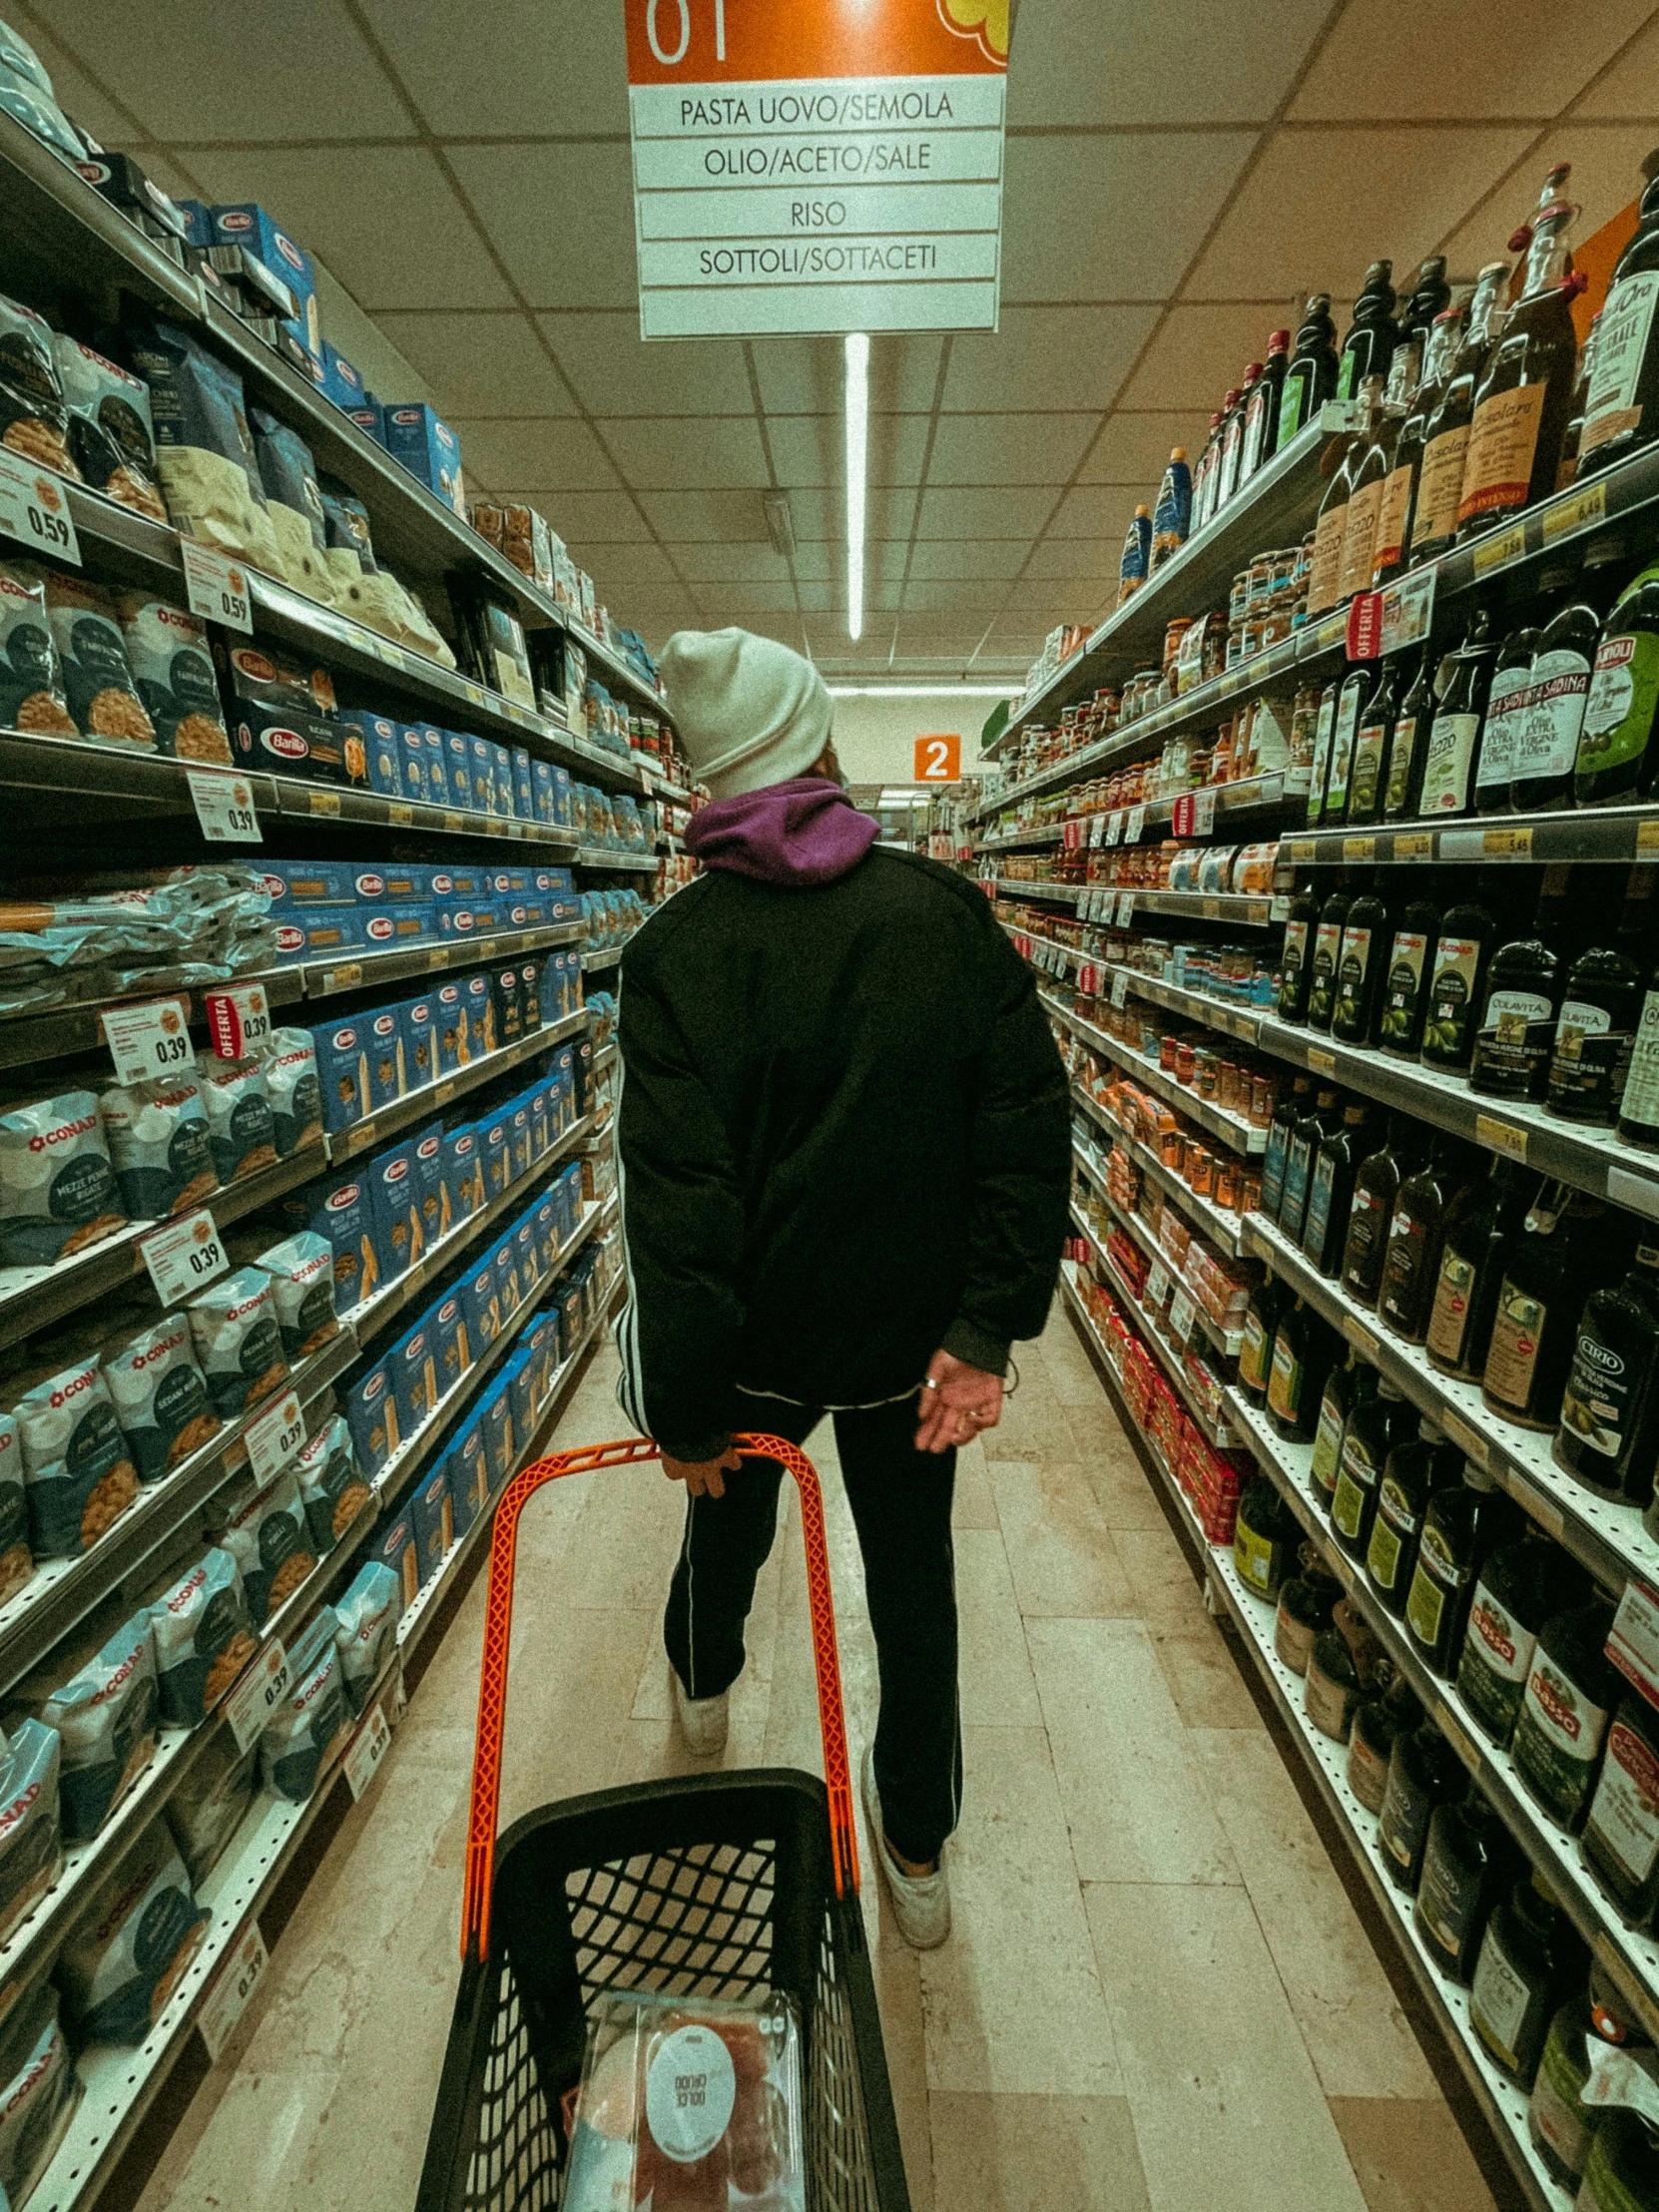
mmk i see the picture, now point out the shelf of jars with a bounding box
[1065,1226,1235,1449]
[1071,1089,1251,1261]
[1075,1144,1246,1359]
[1042,988,1267,1156]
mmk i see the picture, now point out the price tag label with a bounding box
[1474,1114,1528,1162]
[1146,1261,1172,1308]
[1378,564,1436,659]
[103,996,193,1084]
[1542,478,1607,546]
[320,962,362,995]
[1111,967,1129,1009]
[1607,1582,1659,1712]
[1087,812,1105,848]
[1483,825,1533,858]
[344,1699,393,1800]
[141,1208,229,1307]
[188,771,262,843]
[245,1388,305,1488]
[1126,805,1146,843]
[204,982,270,1060]
[1270,895,1291,922]
[1193,789,1216,836]
[1285,838,1317,864]
[223,1638,290,1754]
[1639,819,1659,856]
[1343,836,1376,863]
[1343,1317,1381,1362]
[1106,812,1124,845]
[198,1925,270,2064]
[308,790,341,818]
[388,803,414,828]
[1202,896,1221,918]
[1504,1466,1564,1540]
[1394,831,1433,859]
[1171,792,1195,837]
[1472,519,1527,576]
[1117,892,1135,926]
[443,811,465,833]
[1169,1289,1197,1346]
[180,539,252,632]
[0,448,79,564]
[1307,1046,1337,1076]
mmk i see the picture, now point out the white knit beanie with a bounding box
[659,627,832,799]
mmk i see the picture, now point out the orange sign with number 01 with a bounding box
[914,734,961,782]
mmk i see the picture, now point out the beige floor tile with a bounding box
[990,1457,1137,1618]
[952,1434,1001,1529]
[1153,1620,1265,1731]
[929,2091,1152,2211]
[1190,1730,1437,2100]
[1085,1446,1175,1531]
[986,1374,1079,1461]
[1038,1316,1118,1409]
[871,1927,935,2211]
[1114,1521,1210,1631]
[954,1527,1044,1726]
[559,1451,688,1611]
[498,1603,656,1828]
[1028,1618,1239,1887]
[1084,1882,1371,2212]
[920,1727,1121,2096]
[1330,2096,1503,2212]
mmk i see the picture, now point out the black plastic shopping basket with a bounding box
[417,1433,912,2212]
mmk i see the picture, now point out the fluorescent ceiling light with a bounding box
[844,330,868,643]
[827,684,1016,698]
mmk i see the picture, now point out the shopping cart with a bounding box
[417,1434,913,2212]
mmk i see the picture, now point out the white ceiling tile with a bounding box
[562,543,680,587]
[1046,485,1144,541]
[907,542,1032,579]
[792,544,909,587]
[942,306,1160,412]
[451,418,618,492]
[1002,134,1256,303]
[366,313,576,416]
[787,486,917,544]
[1292,0,1652,120]
[750,333,944,413]
[1078,411,1210,487]
[537,313,755,415]
[1004,578,1109,616]
[706,582,804,616]
[664,545,796,584]
[890,624,994,657]
[1022,540,1117,581]
[356,0,628,135]
[32,0,407,138]
[598,418,770,491]
[181,147,512,310]
[902,580,1014,614]
[765,416,932,490]
[636,489,774,540]
[1438,127,1655,276]
[1117,304,1301,411]
[447,143,635,308]
[1007,0,1329,126]
[1576,20,1659,114]
[917,486,1058,538]
[925,413,1099,486]
[491,491,651,542]
[1184,126,1538,299]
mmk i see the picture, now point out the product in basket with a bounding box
[193,1052,276,1183]
[0,1981,79,2207]
[124,312,282,572]
[0,294,75,477]
[255,1229,337,1359]
[43,570,156,748]
[332,1560,397,1714]
[101,1308,221,1480]
[57,1822,211,2042]
[0,559,74,735]
[261,1605,347,1802]
[97,1071,217,1220]
[12,1351,140,1556]
[147,1545,256,1725]
[187,1264,288,1416]
[116,594,232,764]
[218,1466,315,1623]
[165,1730,257,1888]
[294,1413,368,1547]
[563,1986,807,2212]
[252,1027,321,1156]
[0,1720,60,1943]
[32,1608,158,1843]
[51,335,168,520]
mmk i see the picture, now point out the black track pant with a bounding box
[664,1390,962,1866]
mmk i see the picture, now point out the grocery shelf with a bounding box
[1042,989,1266,1155]
[975,823,1067,852]
[1284,809,1659,868]
[1071,1085,1249,1259]
[322,1004,587,1162]
[1068,1234,1234,1447]
[0,969,303,1076]
[574,846,657,873]
[1072,1138,1244,1356]
[1110,962,1268,1046]
[991,876,1084,905]
[581,946,624,973]
[1241,1207,1659,1602]
[1227,1386,1659,2051]
[1122,889,1279,927]
[1059,1269,1566,2212]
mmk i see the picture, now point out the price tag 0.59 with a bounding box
[245,1389,305,1488]
[103,996,193,1085]
[180,539,253,633]
[0,447,79,565]
[141,1208,229,1307]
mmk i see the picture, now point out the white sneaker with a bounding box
[671,1670,729,1756]
[860,1747,950,1948]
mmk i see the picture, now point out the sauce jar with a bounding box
[1175,1039,1197,1087]
[1250,1074,1275,1127]
[1214,1158,1242,1211]
[1188,1147,1216,1200]
[1163,617,1193,672]
[1159,1034,1180,1074]
[1229,569,1251,623]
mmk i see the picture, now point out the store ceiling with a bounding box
[16,0,1659,683]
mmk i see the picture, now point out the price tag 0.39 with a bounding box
[141,1209,229,1307]
[188,771,262,845]
[103,996,194,1085]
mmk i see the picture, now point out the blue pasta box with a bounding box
[507,1100,533,1182]
[361,903,434,951]
[209,202,320,369]
[485,868,526,901]
[448,1423,489,1534]
[468,736,494,815]
[433,980,468,1073]
[366,1139,423,1281]
[346,399,385,446]
[410,1460,453,1583]
[420,725,446,794]
[558,1273,584,1352]
[260,859,352,909]
[491,1234,522,1323]
[528,1083,551,1159]
[410,1117,446,1243]
[382,402,464,516]
[534,1194,559,1276]
[397,997,436,1095]
[312,1018,368,1132]
[273,909,360,964]
[344,1363,399,1479]
[389,1318,439,1439]
[287,1168,380,1310]
[320,340,366,412]
[546,888,583,925]
[479,1382,515,1488]
[430,864,483,902]
[478,1111,511,1200]
[491,746,514,820]
[514,1215,540,1294]
[518,956,542,1032]
[370,863,433,904]
[436,902,482,941]
[363,1005,406,1110]
[554,1045,576,1118]
[459,1254,499,1353]
[375,1507,419,1615]
[394,724,429,804]
[463,972,496,1060]
[537,957,564,1026]
[441,1121,482,1222]
[512,749,535,820]
[338,713,401,797]
[430,1287,468,1392]
[442,728,474,809]
[559,1159,584,1235]
[527,1314,560,1401]
[501,1347,538,1450]
[505,897,543,931]
[532,760,555,824]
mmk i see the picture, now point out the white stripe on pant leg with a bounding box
[611,990,652,1437]
[684,1493,698,1699]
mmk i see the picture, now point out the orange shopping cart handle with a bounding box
[459,1433,859,1961]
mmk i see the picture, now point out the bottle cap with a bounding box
[1169,444,1187,462]
[1268,328,1291,351]
[1134,503,1151,517]
[1222,388,1241,408]
[1242,361,1264,382]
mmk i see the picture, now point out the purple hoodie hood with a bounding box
[682,776,878,887]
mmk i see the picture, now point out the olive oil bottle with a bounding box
[1410,262,1511,565]
[1275,292,1340,454]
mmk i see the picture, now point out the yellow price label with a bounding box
[1639,818,1659,855]
[1483,826,1533,857]
[1343,836,1375,863]
[308,790,341,818]
[1542,478,1607,545]
[388,803,414,827]
[1343,1317,1380,1361]
[1285,838,1317,863]
[427,946,449,969]
[1471,520,1527,576]
[1504,1467,1563,1541]
[443,811,465,832]
[1393,831,1432,858]
[1202,897,1221,917]
[1308,1046,1337,1076]
[321,962,362,992]
[1435,1700,1481,1775]
[434,1081,456,1106]
[1475,1113,1528,1162]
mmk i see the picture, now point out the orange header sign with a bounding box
[914,733,961,782]
[624,2,1008,86]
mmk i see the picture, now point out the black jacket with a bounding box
[614,845,1071,1460]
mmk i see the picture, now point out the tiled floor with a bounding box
[134,1313,1506,2212]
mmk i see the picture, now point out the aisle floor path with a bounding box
[136,1313,1504,2212]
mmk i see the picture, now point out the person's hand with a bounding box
[915,1350,1003,1454]
[662,1444,742,1498]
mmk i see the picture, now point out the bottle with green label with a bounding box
[1415,1787,1516,1984]
[1382,650,1438,821]
[1577,149,1659,478]
[1275,292,1339,455]
[1331,879,1391,1045]
[1577,558,1659,805]
[1306,881,1353,1034]
[1304,1099,1372,1276]
[1426,1157,1537,1382]
[1266,1298,1339,1443]
[1419,894,1499,1071]
[1336,260,1398,404]
[1378,1717,1463,1891]
[1483,1183,1608,1432]
[1237,1273,1293,1406]
[1280,1084,1342,1246]
[1617,939,1659,1152]
[1470,865,1577,1102]
[1545,872,1652,1127]
[1530,1969,1646,2189]
[1558,1239,1659,1500]
[1472,591,1558,815]
[1456,1527,1583,1746]
[1471,1874,1586,2088]
[1319,665,1375,829]
[1367,1427,1463,1615]
[1277,884,1321,1023]
[1309,1351,1377,1510]
[1261,1073,1313,1215]
[1404,1457,1512,1676]
[1573,2085,1659,2209]
[1510,540,1626,812]
[1234,1475,1300,1603]
[1304,677,1342,828]
[1511,1599,1620,1831]
[1330,1375,1410,1560]
[1582,1693,1659,1926]
[1376,892,1442,1058]
[1342,1113,1424,1308]
[1380,1134,1479,1345]
[1347,657,1403,828]
[1418,610,1499,817]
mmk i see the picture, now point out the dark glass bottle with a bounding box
[1529,1970,1645,2189]
[1266,1297,1338,1443]
[1404,1457,1511,1676]
[1556,311,1599,490]
[1380,1136,1475,1345]
[1304,677,1342,828]
[1240,327,1290,481]
[1351,1685,1422,1815]
[1238,1273,1293,1406]
[1415,1788,1514,1983]
[1483,1183,1608,1431]
[1425,1158,1537,1381]
[1574,153,1659,478]
[1276,1559,1343,1675]
[1577,555,1659,804]
[1336,259,1397,402]
[1191,408,1225,532]
[1306,886,1352,1032]
[1337,375,1390,607]
[1545,872,1651,1125]
[1471,1875,1586,2089]
[1582,1694,1659,1926]
[1509,539,1625,812]
[1470,864,1576,1101]
[1331,877,1391,1043]
[1618,942,1659,1151]
[1368,1428,1462,1614]
[1304,1099,1371,1275]
[1410,262,1512,565]
[1419,893,1499,1071]
[1234,1474,1300,1602]
[1320,663,1376,828]
[1342,1113,1422,1309]
[1275,291,1340,454]
[1261,1072,1313,1215]
[1217,362,1262,510]
[1375,307,1461,589]
[1307,430,1360,622]
[1380,649,1438,822]
[1309,1351,1376,1510]
[1377,890,1442,1057]
[1377,1718,1463,1890]
[1330,1375,1409,1560]
[1279,1085,1340,1245]
[1472,593,1557,816]
[1400,253,1452,357]
[1417,609,1498,818]
[1457,201,1582,545]
[1557,1239,1659,1499]
[1276,884,1321,1023]
[1510,1599,1621,1831]
[1346,658,1403,828]
[1458,1527,1583,1748]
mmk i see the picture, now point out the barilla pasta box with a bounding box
[550,766,573,827]
[468,736,495,816]
[320,341,364,412]
[503,1346,538,1452]
[527,1313,560,1402]
[382,403,464,516]
[514,1215,540,1294]
[232,704,351,786]
[433,981,468,1074]
[339,711,401,797]
[430,1288,468,1395]
[376,1507,419,1614]
[528,1083,551,1159]
[512,748,535,820]
[488,965,525,1047]
[272,910,361,965]
[491,745,514,820]
[361,904,433,951]
[491,1233,521,1324]
[441,1122,482,1221]
[436,902,480,941]
[410,1117,446,1244]
[479,1380,515,1488]
[389,1319,438,1440]
[532,759,555,823]
[396,724,429,804]
[518,956,543,1032]
[260,859,352,909]
[447,1423,488,1535]
[210,203,320,369]
[351,863,429,904]
[410,1460,453,1584]
[422,725,449,799]
[535,1194,560,1277]
[281,1169,378,1311]
[559,1273,584,1353]
[365,1140,423,1283]
[311,1018,367,1132]
[346,400,385,447]
[442,728,473,810]
[458,1253,499,1353]
[463,972,495,1061]
[430,864,483,903]
[398,996,437,1094]
[363,1006,405,1112]
[478,1111,511,1200]
[344,1362,398,1479]
[507,1100,533,1182]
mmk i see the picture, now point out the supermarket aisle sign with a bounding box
[624,1,1006,338]
[914,733,960,781]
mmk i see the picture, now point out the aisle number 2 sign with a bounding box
[624,0,1007,338]
[914,733,960,782]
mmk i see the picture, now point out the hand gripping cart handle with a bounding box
[417,1434,912,2212]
